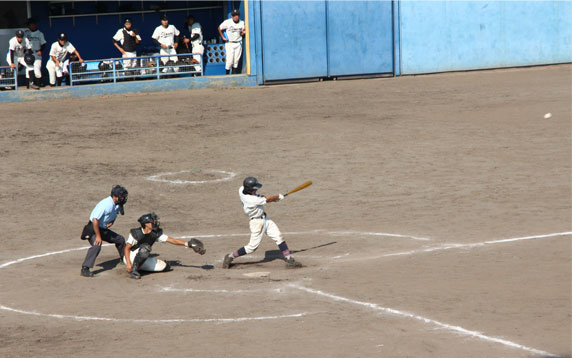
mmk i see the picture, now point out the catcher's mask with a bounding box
[111,185,128,207]
[138,212,160,230]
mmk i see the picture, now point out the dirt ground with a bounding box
[0,65,570,358]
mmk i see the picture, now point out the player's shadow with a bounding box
[232,241,337,267]
[167,260,214,270]
[92,257,122,275]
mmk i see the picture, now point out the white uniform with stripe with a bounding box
[239,186,284,254]
[219,18,245,70]
[151,24,180,66]
[46,41,76,84]
[6,37,33,78]
[23,29,46,78]
[123,228,169,272]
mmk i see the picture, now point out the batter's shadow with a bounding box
[231,241,337,267]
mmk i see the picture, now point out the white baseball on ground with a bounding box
[544,113,552,119]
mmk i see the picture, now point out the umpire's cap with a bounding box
[57,32,68,41]
[15,30,24,38]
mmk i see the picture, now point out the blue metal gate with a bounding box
[326,1,394,76]
[259,1,394,82]
[260,1,329,81]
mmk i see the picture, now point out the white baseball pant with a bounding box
[224,42,242,70]
[122,51,137,69]
[244,217,284,254]
[123,248,168,272]
[192,44,204,63]
[159,48,178,72]
[46,59,66,84]
[32,54,42,78]
[5,54,33,78]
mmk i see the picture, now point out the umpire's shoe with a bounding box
[80,266,94,277]
[222,254,234,269]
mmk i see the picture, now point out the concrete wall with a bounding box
[398,1,572,74]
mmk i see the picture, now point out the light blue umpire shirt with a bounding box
[89,196,120,229]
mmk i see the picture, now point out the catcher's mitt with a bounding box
[187,238,206,255]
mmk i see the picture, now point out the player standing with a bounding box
[151,14,180,72]
[46,32,84,86]
[6,30,38,90]
[112,18,141,73]
[23,18,46,88]
[80,185,128,278]
[222,177,302,269]
[184,15,204,67]
[218,9,245,75]
[124,213,206,280]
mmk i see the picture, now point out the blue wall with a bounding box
[398,1,572,74]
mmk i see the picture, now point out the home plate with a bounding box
[243,271,270,278]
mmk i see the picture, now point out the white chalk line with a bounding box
[382,231,572,258]
[179,229,429,242]
[0,304,310,324]
[146,169,237,185]
[289,284,559,357]
[0,243,307,324]
[159,285,283,294]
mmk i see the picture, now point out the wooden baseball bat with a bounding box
[284,181,312,197]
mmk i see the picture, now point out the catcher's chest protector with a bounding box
[130,228,163,251]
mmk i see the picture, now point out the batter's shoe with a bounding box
[80,266,94,277]
[222,254,234,269]
[285,257,302,269]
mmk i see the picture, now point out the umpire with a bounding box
[80,185,128,277]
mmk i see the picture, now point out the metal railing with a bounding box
[0,66,18,90]
[69,53,203,86]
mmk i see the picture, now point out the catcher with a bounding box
[124,213,206,279]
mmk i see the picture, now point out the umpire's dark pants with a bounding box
[82,228,125,268]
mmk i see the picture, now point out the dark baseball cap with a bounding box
[15,30,24,38]
[58,32,67,41]
[231,9,240,16]
[161,14,169,21]
[124,17,132,24]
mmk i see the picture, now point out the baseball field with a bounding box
[0,65,570,357]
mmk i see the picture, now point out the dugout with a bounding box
[0,1,249,77]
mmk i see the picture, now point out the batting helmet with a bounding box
[243,177,262,194]
[15,30,25,38]
[24,52,35,66]
[138,212,160,228]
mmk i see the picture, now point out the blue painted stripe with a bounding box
[0,75,257,103]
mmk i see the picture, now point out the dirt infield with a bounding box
[1,65,570,358]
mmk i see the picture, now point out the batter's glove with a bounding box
[186,239,206,255]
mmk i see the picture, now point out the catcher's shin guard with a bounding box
[130,244,151,279]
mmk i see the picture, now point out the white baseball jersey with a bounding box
[189,22,203,47]
[49,41,76,62]
[219,19,245,42]
[126,228,168,246]
[113,28,142,45]
[152,24,180,47]
[8,37,32,58]
[239,186,266,219]
[23,29,46,52]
